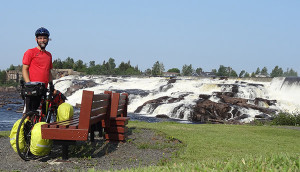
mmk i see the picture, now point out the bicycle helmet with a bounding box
[35,27,50,37]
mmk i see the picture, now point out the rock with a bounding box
[232,85,239,93]
[134,95,188,113]
[159,84,173,92]
[112,89,149,97]
[234,114,249,120]
[248,83,264,87]
[213,92,235,97]
[218,95,248,104]
[254,98,277,106]
[199,94,211,99]
[0,86,17,92]
[65,80,98,96]
[75,103,81,108]
[156,114,170,118]
[191,99,232,122]
[255,114,269,119]
[167,78,176,84]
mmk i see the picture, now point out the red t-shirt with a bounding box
[22,47,53,85]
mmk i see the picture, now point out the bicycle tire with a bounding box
[46,107,57,123]
[16,111,40,160]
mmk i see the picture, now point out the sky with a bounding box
[1,0,299,74]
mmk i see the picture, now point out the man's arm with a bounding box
[49,70,53,82]
[22,65,30,83]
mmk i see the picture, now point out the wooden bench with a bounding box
[103,92,130,141]
[41,90,114,160]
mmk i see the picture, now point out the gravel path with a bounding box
[0,128,182,171]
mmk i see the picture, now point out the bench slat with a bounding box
[91,107,109,117]
[91,101,109,110]
[93,94,110,101]
[42,128,88,140]
[118,99,126,105]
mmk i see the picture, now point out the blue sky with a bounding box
[1,0,299,74]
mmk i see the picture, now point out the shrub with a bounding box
[272,112,300,126]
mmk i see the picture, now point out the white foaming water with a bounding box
[266,77,300,113]
[54,76,300,122]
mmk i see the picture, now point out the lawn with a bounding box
[123,121,300,171]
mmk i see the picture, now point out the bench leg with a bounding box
[62,145,69,160]
[90,124,95,142]
[98,121,103,137]
[91,122,103,142]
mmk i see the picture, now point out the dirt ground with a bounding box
[0,128,182,171]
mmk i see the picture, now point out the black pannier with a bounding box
[23,82,46,97]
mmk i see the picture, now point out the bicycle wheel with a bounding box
[16,111,40,160]
[45,107,57,123]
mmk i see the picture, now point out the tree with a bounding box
[63,57,75,69]
[229,68,238,77]
[167,68,180,73]
[116,60,141,75]
[8,64,15,70]
[239,70,245,78]
[108,58,116,70]
[53,58,63,69]
[211,69,217,75]
[74,60,87,72]
[217,65,236,77]
[0,70,7,84]
[244,72,250,77]
[181,64,194,76]
[261,67,268,76]
[283,68,298,77]
[270,66,283,77]
[89,61,95,68]
[255,67,260,75]
[152,61,164,76]
[251,72,256,77]
[118,61,131,75]
[217,65,228,76]
[145,68,152,76]
[196,68,203,75]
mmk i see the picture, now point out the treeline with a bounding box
[151,62,298,77]
[212,65,298,78]
[53,57,141,75]
[1,58,298,86]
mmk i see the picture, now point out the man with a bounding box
[22,27,53,113]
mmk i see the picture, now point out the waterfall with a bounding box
[53,76,300,122]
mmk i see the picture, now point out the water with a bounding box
[0,104,23,131]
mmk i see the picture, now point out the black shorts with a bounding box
[23,96,42,114]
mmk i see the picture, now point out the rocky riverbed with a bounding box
[0,89,22,108]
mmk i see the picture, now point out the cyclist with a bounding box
[22,27,53,114]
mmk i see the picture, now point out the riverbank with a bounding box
[0,86,17,92]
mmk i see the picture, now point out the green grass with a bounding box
[0,131,10,138]
[124,121,300,171]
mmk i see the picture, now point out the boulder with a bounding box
[156,114,170,118]
[199,94,211,99]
